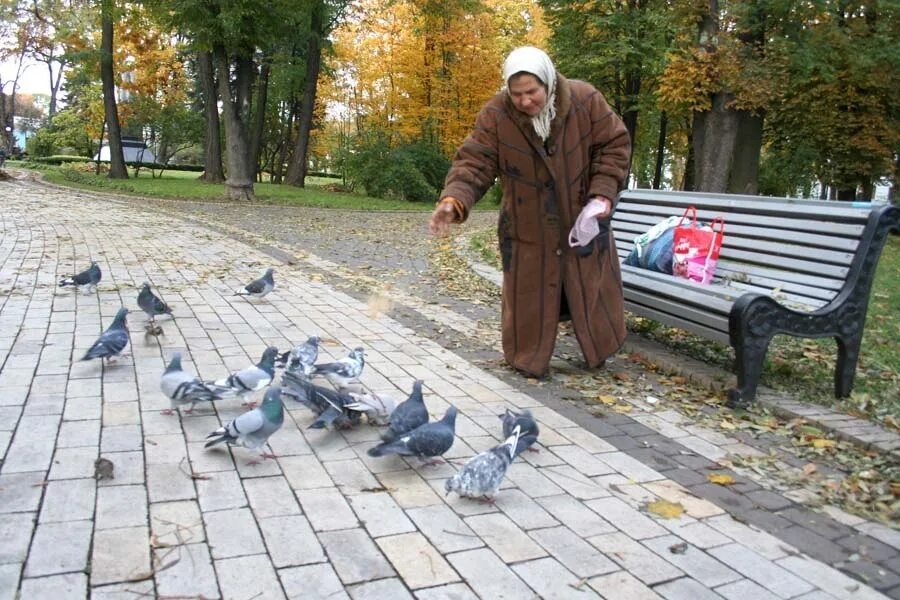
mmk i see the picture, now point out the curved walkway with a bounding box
[0,176,896,599]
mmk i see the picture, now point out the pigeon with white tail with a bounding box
[59,261,101,293]
[160,352,229,415]
[311,347,365,389]
[445,425,521,503]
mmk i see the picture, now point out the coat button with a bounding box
[556,249,562,256]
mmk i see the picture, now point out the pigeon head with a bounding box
[261,386,285,419]
[441,405,458,426]
[111,307,129,326]
[165,352,183,373]
[501,425,522,460]
[308,335,320,345]
[410,379,424,401]
[263,268,275,280]
[351,347,365,361]
[258,346,279,370]
[444,475,459,496]
[141,282,150,290]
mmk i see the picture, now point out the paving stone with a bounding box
[153,543,218,599]
[643,535,741,587]
[512,557,601,599]
[413,583,480,600]
[376,532,460,589]
[19,572,88,600]
[587,570,663,599]
[39,478,96,523]
[659,519,731,550]
[777,555,890,600]
[318,528,395,585]
[243,475,301,518]
[204,507,266,559]
[715,579,780,600]
[324,458,382,494]
[855,523,900,552]
[215,554,286,600]
[101,401,140,426]
[146,462,196,502]
[406,505,485,554]
[552,444,617,477]
[23,520,92,577]
[0,472,47,514]
[0,512,36,564]
[704,515,791,560]
[150,500,206,545]
[541,464,611,500]
[654,576,725,600]
[279,455,334,490]
[47,446,97,480]
[491,488,559,530]
[464,512,547,563]
[100,424,143,453]
[745,489,795,511]
[445,548,534,599]
[586,496,668,540]
[99,450,145,486]
[708,543,814,598]
[89,580,156,599]
[348,491,417,538]
[56,419,101,448]
[296,487,359,532]
[96,484,148,529]
[588,532,684,585]
[279,563,350,600]
[529,525,619,578]
[197,469,247,512]
[259,514,325,567]
[377,469,443,509]
[349,578,415,599]
[90,526,151,586]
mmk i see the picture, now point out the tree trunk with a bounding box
[727,110,763,195]
[249,59,271,181]
[100,0,127,179]
[652,111,667,189]
[197,50,225,183]
[622,70,640,145]
[692,91,740,193]
[274,100,296,184]
[836,187,857,201]
[285,2,324,187]
[214,45,254,201]
[682,120,695,191]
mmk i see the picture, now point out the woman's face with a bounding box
[508,73,547,117]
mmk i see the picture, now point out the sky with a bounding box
[1,57,56,96]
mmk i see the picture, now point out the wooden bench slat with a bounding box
[618,190,876,222]
[614,206,867,240]
[612,216,862,253]
[621,268,736,310]
[625,288,731,332]
[623,301,732,345]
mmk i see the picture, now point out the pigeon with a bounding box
[81,307,129,362]
[375,379,427,442]
[205,386,285,463]
[236,267,275,299]
[343,390,397,425]
[445,425,521,503]
[277,335,320,376]
[159,352,229,415]
[212,346,279,406]
[367,405,457,465]
[499,408,540,456]
[138,282,173,323]
[281,370,361,429]
[59,261,101,293]
[311,347,365,389]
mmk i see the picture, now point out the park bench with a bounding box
[610,189,899,406]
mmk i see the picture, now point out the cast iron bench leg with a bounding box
[835,332,862,398]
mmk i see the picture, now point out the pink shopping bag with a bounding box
[672,206,725,284]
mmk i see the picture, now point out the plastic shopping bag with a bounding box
[672,206,725,284]
[624,215,680,274]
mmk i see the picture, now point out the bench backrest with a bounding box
[611,190,880,311]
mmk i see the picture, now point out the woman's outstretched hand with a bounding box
[429,198,458,236]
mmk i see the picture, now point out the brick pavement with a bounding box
[0,177,896,599]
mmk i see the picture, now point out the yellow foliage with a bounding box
[645,499,685,519]
[707,473,736,485]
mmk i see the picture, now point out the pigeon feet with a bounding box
[421,458,445,467]
[160,409,175,416]
[479,496,497,505]
[241,401,258,409]
[527,447,541,453]
[144,323,164,336]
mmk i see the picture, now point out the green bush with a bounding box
[30,155,93,165]
[344,132,449,203]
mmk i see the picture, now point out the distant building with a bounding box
[94,136,156,163]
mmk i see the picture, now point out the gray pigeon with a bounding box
[343,390,397,425]
[81,308,129,362]
[377,380,427,443]
[280,370,361,430]
[59,261,101,293]
[367,405,457,466]
[312,347,365,389]
[499,408,540,456]
[445,425,521,503]
[236,267,275,298]
[138,282,173,323]
[277,335,320,375]
[160,352,229,414]
[212,346,279,406]
[205,386,285,463]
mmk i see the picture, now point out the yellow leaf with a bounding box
[613,404,633,413]
[598,395,617,405]
[707,473,736,486]
[645,499,685,519]
[812,439,837,449]
[719,420,737,430]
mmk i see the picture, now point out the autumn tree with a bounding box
[100,0,127,178]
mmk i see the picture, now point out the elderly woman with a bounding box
[429,46,632,378]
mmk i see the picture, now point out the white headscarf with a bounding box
[502,46,558,141]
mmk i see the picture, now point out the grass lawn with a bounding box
[30,163,440,211]
[471,227,900,427]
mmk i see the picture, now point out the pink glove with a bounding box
[568,197,611,247]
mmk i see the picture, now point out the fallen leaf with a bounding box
[645,499,685,519]
[669,542,688,554]
[598,395,617,405]
[707,473,736,486]
[613,403,633,413]
[812,438,837,449]
[802,463,817,476]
